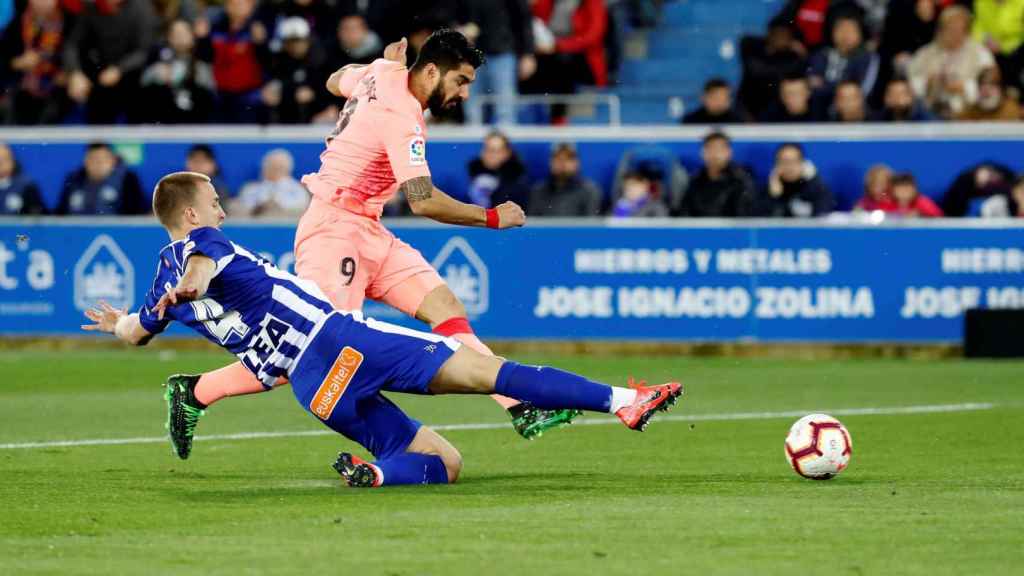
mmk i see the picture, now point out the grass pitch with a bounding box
[1,350,1022,575]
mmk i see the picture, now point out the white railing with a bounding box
[466,93,623,126]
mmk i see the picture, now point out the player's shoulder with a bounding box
[364,59,421,117]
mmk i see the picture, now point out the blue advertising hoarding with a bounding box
[2,219,1023,342]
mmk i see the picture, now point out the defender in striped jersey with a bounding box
[82,172,684,487]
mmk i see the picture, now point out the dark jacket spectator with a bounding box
[829,80,868,121]
[185,144,231,205]
[528,143,603,216]
[979,176,1024,218]
[56,143,146,215]
[1,0,68,124]
[63,0,157,123]
[941,162,1016,217]
[460,0,535,125]
[755,143,835,217]
[0,143,46,215]
[869,77,933,121]
[759,76,818,122]
[682,78,745,124]
[198,0,271,123]
[466,132,531,209]
[140,19,215,123]
[774,0,866,51]
[807,13,879,107]
[531,0,607,87]
[325,13,382,69]
[263,17,330,124]
[268,0,341,47]
[739,18,808,119]
[681,132,755,217]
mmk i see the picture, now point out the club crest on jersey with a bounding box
[409,136,426,166]
[310,346,364,420]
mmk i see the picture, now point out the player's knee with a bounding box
[443,447,463,483]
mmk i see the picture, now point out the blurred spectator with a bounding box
[907,6,996,118]
[56,142,145,215]
[980,175,1024,218]
[774,0,869,52]
[807,12,879,110]
[612,171,668,218]
[854,163,894,211]
[185,144,231,204]
[870,76,933,121]
[1,0,68,125]
[461,0,535,126]
[269,0,340,47]
[680,132,755,217]
[830,80,868,121]
[889,173,943,217]
[739,17,808,119]
[199,0,271,123]
[956,67,1022,121]
[263,17,330,124]
[140,19,215,123]
[759,75,817,122]
[152,0,200,32]
[528,142,602,216]
[941,162,1015,216]
[230,148,309,218]
[0,143,46,215]
[63,0,158,123]
[755,143,835,217]
[613,144,688,214]
[325,13,382,68]
[467,131,530,209]
[524,0,608,123]
[682,78,744,124]
[880,0,943,70]
[972,0,1024,61]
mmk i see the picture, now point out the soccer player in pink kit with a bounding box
[165,30,578,459]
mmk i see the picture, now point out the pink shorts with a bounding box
[294,198,444,316]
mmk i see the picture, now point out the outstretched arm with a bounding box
[81,301,154,346]
[154,254,216,319]
[402,176,526,228]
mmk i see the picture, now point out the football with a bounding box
[784,414,853,480]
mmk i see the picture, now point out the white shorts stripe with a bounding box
[363,317,462,352]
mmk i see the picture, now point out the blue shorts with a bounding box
[289,312,460,459]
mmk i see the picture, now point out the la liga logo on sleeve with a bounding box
[409,136,426,166]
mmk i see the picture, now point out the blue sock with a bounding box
[495,362,612,413]
[373,452,449,485]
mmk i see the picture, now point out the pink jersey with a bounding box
[301,59,430,219]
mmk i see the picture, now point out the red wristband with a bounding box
[485,208,500,229]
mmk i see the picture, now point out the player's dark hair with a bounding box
[702,131,731,147]
[411,28,485,74]
[890,172,917,189]
[703,78,729,93]
[153,171,211,228]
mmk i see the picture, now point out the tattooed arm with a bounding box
[401,176,526,228]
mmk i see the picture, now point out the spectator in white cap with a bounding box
[263,16,331,123]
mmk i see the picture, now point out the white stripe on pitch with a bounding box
[0,402,997,451]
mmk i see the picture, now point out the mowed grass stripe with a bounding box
[0,402,996,450]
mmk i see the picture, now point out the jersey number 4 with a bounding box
[191,298,250,345]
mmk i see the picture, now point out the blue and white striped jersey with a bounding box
[139,227,335,387]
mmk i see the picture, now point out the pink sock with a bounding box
[194,362,287,407]
[433,318,519,410]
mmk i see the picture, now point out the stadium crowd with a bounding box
[2,0,1022,125]
[3,130,1024,218]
